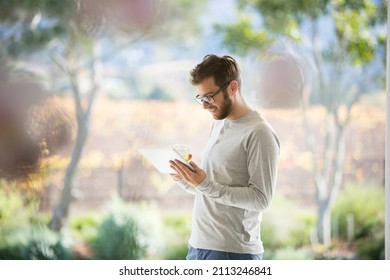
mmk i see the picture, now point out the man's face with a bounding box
[195,76,233,120]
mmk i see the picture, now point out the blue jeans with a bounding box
[186,245,263,260]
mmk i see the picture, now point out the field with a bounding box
[36,94,385,217]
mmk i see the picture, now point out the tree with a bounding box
[1,0,118,230]
[1,0,102,230]
[216,0,386,247]
[0,0,207,231]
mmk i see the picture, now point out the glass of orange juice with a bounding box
[170,144,190,162]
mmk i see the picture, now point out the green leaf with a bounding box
[215,16,272,56]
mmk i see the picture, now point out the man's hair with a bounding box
[190,54,241,90]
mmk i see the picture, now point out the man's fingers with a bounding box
[170,160,186,177]
[175,160,189,174]
[170,173,181,181]
[189,160,201,172]
[174,160,194,173]
[174,160,194,180]
[170,159,205,187]
[170,161,181,174]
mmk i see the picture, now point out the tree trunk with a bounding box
[50,43,101,231]
[314,113,347,247]
[317,198,331,247]
[50,119,88,231]
[302,105,348,248]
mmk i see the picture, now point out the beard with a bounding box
[213,91,233,120]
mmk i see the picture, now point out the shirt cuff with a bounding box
[176,179,186,186]
[196,176,211,193]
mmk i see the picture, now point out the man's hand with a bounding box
[169,154,192,181]
[170,173,182,181]
[169,159,206,187]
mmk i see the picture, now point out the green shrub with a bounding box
[331,182,385,259]
[160,213,192,260]
[70,213,101,242]
[163,244,188,260]
[21,226,74,260]
[356,225,385,260]
[260,218,285,251]
[261,194,315,251]
[331,182,384,239]
[0,183,60,259]
[270,247,313,260]
[147,86,173,101]
[0,244,25,260]
[0,185,41,247]
[287,213,316,248]
[0,225,74,260]
[90,197,162,260]
[162,213,192,241]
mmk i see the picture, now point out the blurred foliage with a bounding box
[147,86,173,101]
[261,193,316,254]
[0,181,45,246]
[0,0,74,58]
[218,0,386,103]
[0,0,148,57]
[70,212,101,243]
[89,196,163,260]
[356,222,385,260]
[70,210,192,260]
[127,85,174,102]
[155,0,207,47]
[20,226,74,260]
[0,0,208,59]
[0,226,73,260]
[271,247,313,260]
[215,15,272,56]
[1,179,385,260]
[288,213,316,248]
[231,0,385,64]
[0,181,73,259]
[331,181,384,259]
[160,213,192,260]
[162,213,192,239]
[331,181,384,240]
[163,244,189,260]
[260,181,384,259]
[0,0,209,231]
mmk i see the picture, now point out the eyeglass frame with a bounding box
[195,81,231,105]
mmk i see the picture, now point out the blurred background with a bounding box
[0,0,387,260]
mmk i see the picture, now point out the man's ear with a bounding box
[230,80,239,96]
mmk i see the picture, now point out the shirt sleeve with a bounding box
[196,126,280,212]
[176,179,197,195]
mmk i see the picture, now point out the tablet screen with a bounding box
[138,147,194,173]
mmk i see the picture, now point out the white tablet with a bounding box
[138,147,195,173]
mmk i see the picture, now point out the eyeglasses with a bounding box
[195,81,230,105]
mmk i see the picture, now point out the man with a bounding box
[169,54,280,260]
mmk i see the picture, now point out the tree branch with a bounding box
[310,18,327,107]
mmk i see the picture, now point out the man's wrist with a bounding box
[195,176,209,190]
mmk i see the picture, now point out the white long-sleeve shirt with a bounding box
[177,110,280,254]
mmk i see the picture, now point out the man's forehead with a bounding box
[196,77,218,96]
